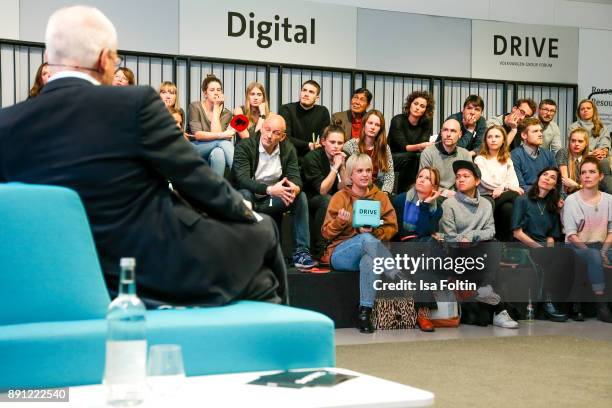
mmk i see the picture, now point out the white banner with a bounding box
[471,20,578,83]
[356,9,471,77]
[179,0,357,68]
[578,29,612,128]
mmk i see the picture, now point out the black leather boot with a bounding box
[596,301,612,323]
[357,306,374,333]
[542,301,568,322]
[570,302,584,321]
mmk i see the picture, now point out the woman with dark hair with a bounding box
[562,157,612,323]
[28,62,50,98]
[475,125,524,241]
[322,154,398,333]
[188,75,234,176]
[302,122,348,257]
[512,166,571,322]
[234,82,270,142]
[112,67,135,86]
[388,90,435,192]
[343,110,394,194]
[556,127,590,195]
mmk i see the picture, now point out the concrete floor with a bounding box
[335,318,612,345]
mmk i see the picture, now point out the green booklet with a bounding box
[248,369,356,389]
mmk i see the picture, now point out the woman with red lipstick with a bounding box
[474,125,524,241]
[322,154,398,333]
[343,110,394,194]
[563,157,612,322]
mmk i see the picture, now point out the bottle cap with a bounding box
[120,257,136,268]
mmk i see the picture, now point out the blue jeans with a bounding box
[192,140,234,176]
[331,233,392,308]
[239,189,310,254]
[571,244,611,293]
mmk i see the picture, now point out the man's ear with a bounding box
[98,48,111,73]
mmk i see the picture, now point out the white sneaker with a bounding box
[475,284,501,305]
[493,310,519,329]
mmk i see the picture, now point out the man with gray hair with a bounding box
[0,5,287,306]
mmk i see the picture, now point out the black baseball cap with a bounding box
[452,160,481,179]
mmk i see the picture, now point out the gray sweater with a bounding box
[440,191,495,242]
[419,144,472,191]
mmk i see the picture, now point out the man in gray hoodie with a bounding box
[440,160,495,242]
[439,160,518,329]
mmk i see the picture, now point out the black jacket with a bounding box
[232,131,302,195]
[302,147,338,197]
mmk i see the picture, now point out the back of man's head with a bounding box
[46,5,117,68]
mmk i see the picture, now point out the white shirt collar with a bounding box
[48,70,100,86]
[259,140,280,156]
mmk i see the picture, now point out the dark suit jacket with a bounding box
[331,110,352,141]
[232,131,302,195]
[0,77,280,306]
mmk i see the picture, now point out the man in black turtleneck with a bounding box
[279,80,330,158]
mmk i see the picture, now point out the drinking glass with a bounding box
[146,344,186,398]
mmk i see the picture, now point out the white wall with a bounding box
[18,0,179,54]
[308,0,612,30]
[356,10,471,77]
[0,0,19,40]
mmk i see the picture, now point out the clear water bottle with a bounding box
[104,257,147,406]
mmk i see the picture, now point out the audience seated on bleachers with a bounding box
[562,157,612,323]
[556,127,590,195]
[487,98,536,150]
[28,62,50,99]
[112,66,134,86]
[188,75,235,176]
[537,99,563,155]
[439,160,518,329]
[233,114,316,269]
[331,88,372,140]
[474,125,523,241]
[388,91,435,193]
[279,80,330,158]
[511,117,557,192]
[446,94,487,156]
[419,118,471,197]
[302,123,348,257]
[234,81,270,142]
[511,166,571,322]
[569,99,612,192]
[321,154,398,333]
[343,110,394,194]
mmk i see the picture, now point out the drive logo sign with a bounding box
[471,20,578,83]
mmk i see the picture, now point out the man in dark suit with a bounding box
[0,5,287,306]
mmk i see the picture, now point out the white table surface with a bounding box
[2,368,434,408]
